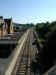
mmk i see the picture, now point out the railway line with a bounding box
[16,35,30,75]
[4,29,56,75]
[12,30,37,75]
[0,29,37,75]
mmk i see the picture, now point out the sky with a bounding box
[0,0,56,24]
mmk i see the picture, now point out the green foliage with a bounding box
[48,21,56,31]
[35,21,56,49]
[14,23,34,32]
[35,21,56,40]
[35,22,49,40]
[14,26,20,32]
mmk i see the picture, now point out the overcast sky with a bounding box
[0,0,56,24]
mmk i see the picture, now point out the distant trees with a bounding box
[35,21,56,40]
[14,23,34,32]
[14,26,20,32]
[35,22,49,40]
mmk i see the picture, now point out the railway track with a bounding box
[15,32,31,75]
[13,30,37,75]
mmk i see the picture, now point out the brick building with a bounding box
[0,16,14,37]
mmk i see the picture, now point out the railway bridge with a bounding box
[0,29,37,75]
